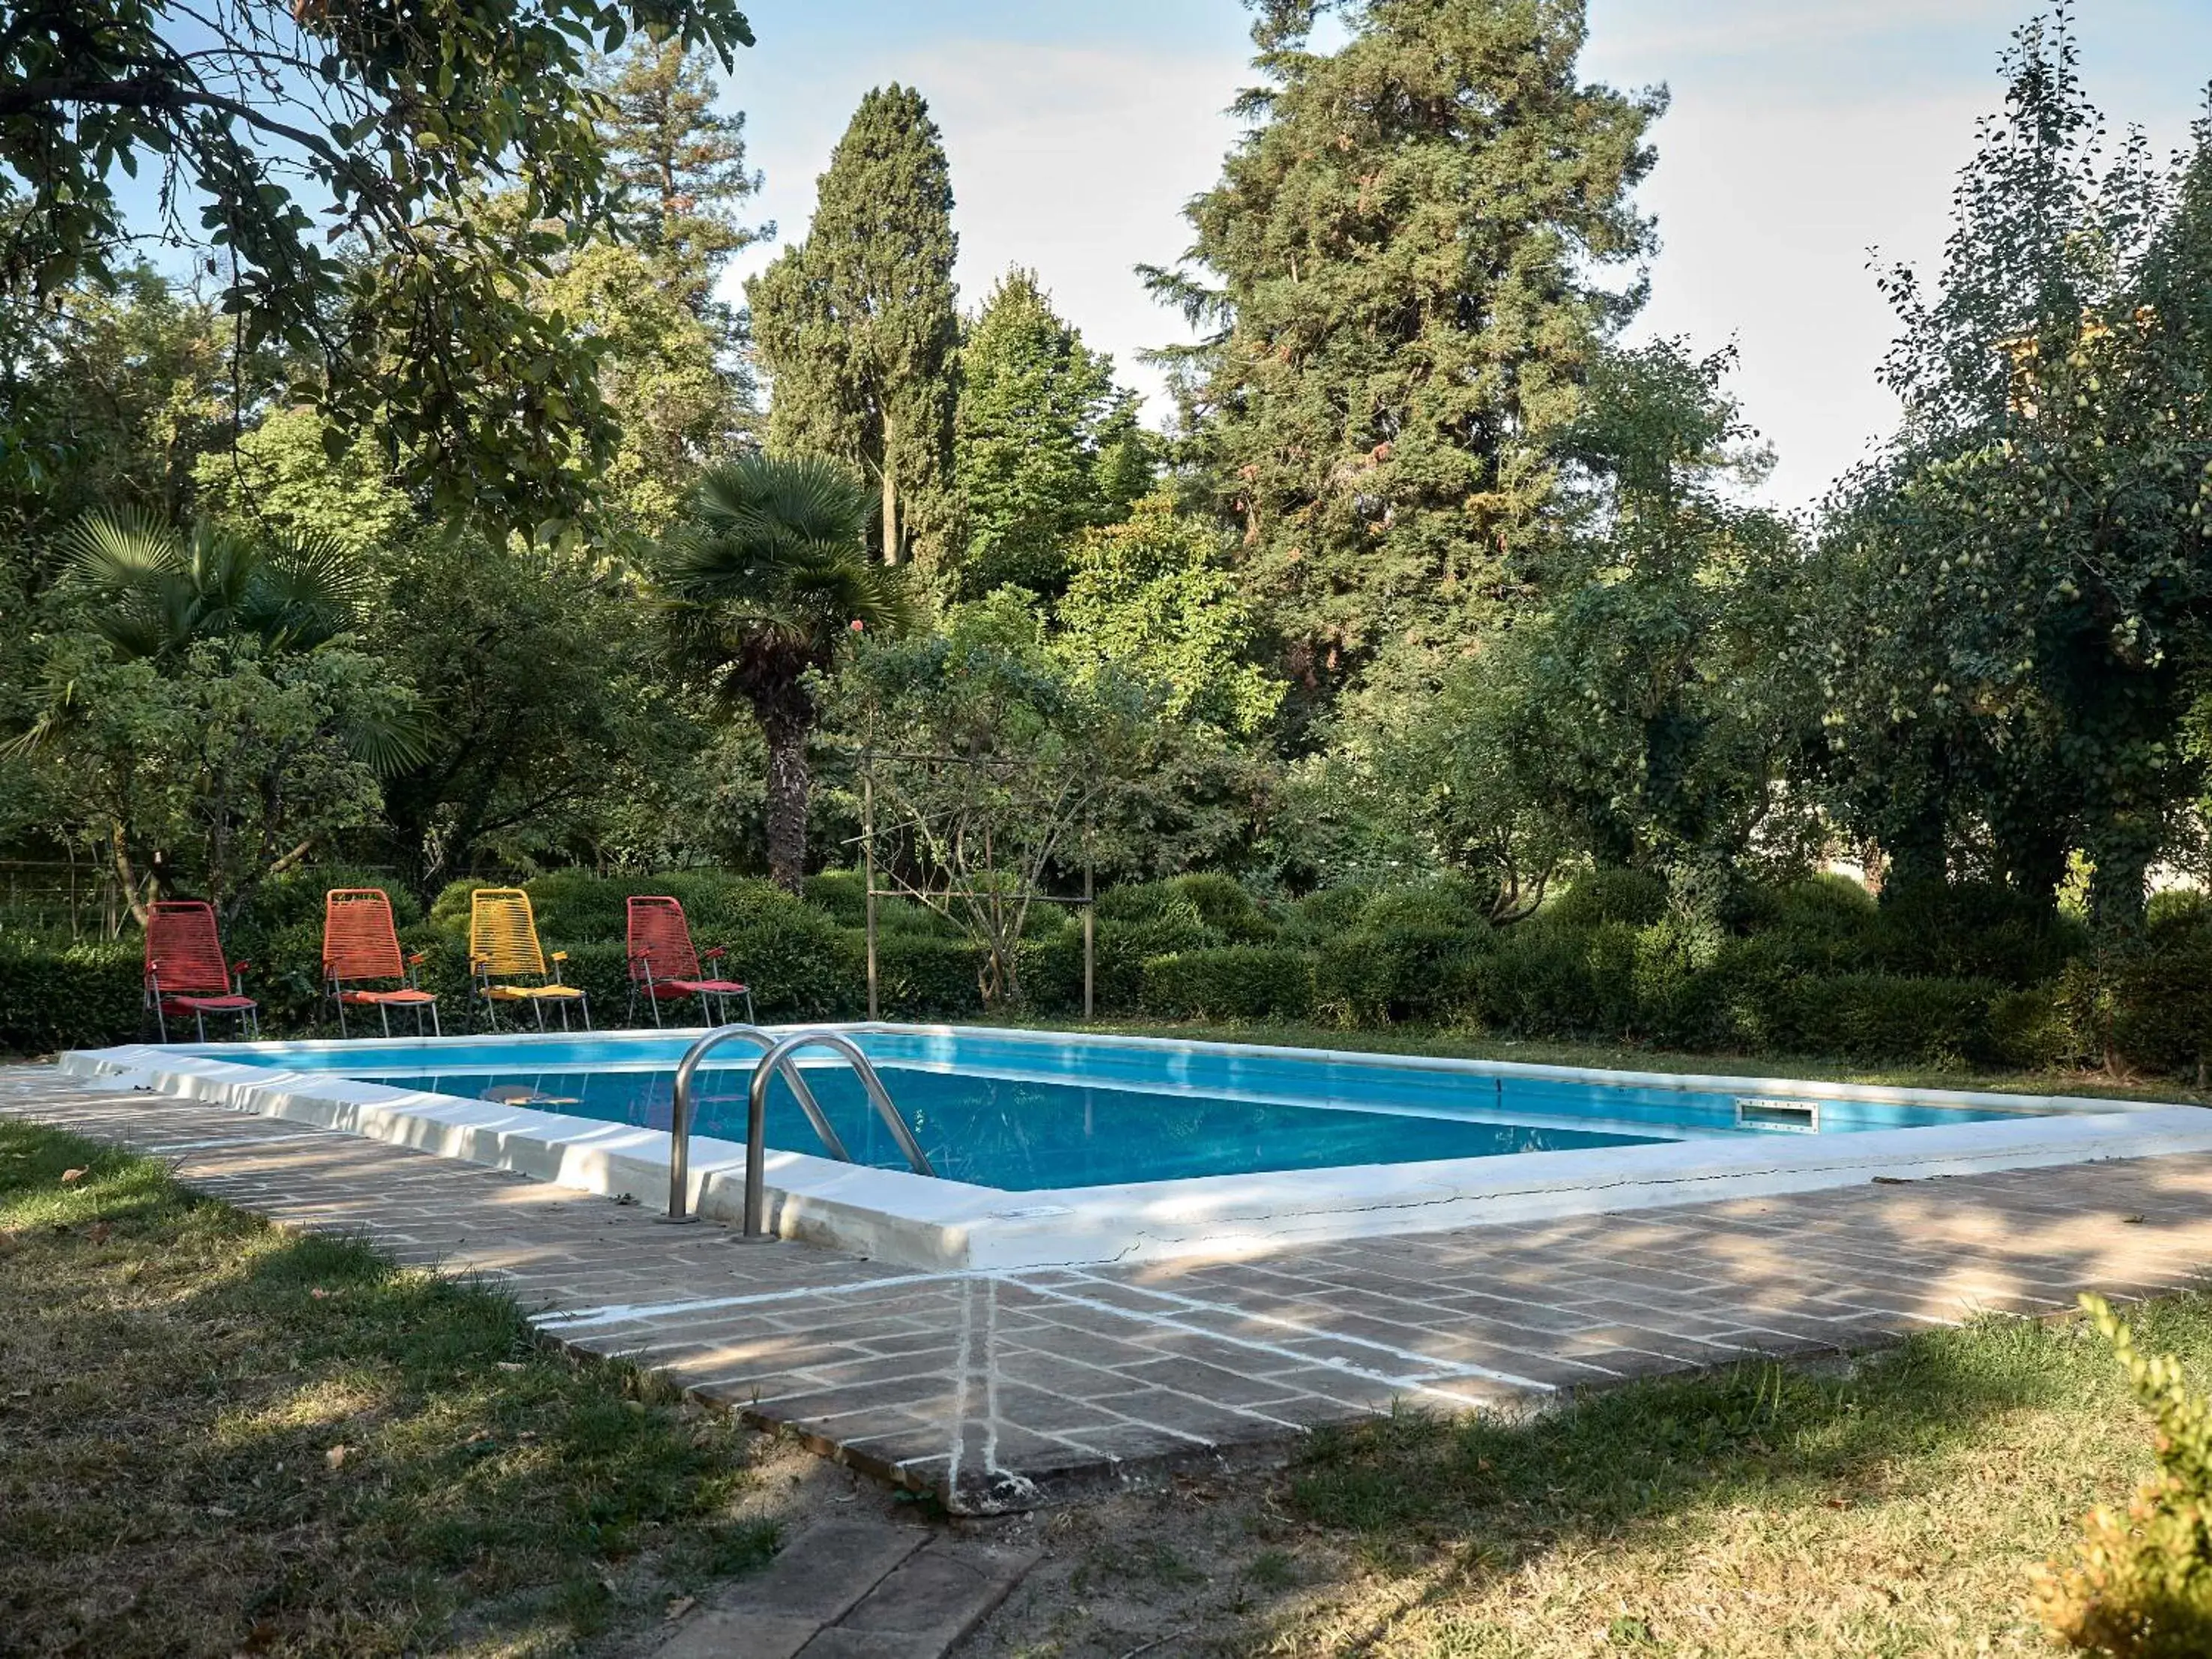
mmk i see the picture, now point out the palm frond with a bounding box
[340,699,436,778]
[58,508,187,593]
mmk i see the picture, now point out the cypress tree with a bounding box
[749,85,960,567]
[953,268,1150,596]
[1149,0,1663,713]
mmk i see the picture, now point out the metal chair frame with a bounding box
[324,888,441,1039]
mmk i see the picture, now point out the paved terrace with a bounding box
[7,1063,2212,1514]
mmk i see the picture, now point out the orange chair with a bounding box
[323,889,440,1038]
[144,901,259,1042]
[468,888,589,1032]
[625,895,755,1027]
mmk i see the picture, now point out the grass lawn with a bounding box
[979,1302,2196,1656]
[1042,1017,2209,1107]
[0,1119,778,1658]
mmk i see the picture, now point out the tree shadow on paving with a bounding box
[0,1122,778,1659]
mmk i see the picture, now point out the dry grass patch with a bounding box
[0,1121,778,1658]
[972,1305,2207,1656]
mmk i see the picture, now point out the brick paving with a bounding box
[8,1063,2212,1514]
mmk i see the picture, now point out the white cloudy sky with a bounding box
[721,0,2212,510]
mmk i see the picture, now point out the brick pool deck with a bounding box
[8,1063,2212,1514]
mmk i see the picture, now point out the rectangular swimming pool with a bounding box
[193,1027,2029,1190]
[64,1025,2208,1269]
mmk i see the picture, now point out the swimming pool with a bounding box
[190,1027,2028,1190]
[63,1025,2209,1268]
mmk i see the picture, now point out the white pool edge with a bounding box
[59,1031,2212,1270]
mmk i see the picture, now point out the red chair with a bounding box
[323,889,441,1038]
[144,901,259,1042]
[625,895,755,1027]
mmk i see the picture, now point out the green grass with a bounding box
[0,1121,777,1658]
[1012,1016,2208,1107]
[1265,1305,2202,1655]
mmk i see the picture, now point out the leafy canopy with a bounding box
[952,268,1150,597]
[749,85,959,568]
[0,0,754,531]
[1149,0,1663,710]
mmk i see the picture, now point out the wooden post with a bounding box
[1083,853,1095,1024]
[862,765,880,1021]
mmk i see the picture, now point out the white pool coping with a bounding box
[60,1025,2212,1270]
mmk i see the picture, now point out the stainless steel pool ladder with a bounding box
[662,1025,934,1236]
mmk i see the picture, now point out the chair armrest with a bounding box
[550,951,569,964]
[702,947,728,962]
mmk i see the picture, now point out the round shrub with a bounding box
[1086,913,1216,1012]
[1550,866,1669,931]
[1272,883,1375,949]
[803,868,868,925]
[1140,946,1315,1022]
[1455,916,1599,1037]
[1871,880,2087,986]
[1358,874,1497,936]
[1314,922,1489,1027]
[1166,873,1275,943]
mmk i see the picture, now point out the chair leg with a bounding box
[195,1010,207,1042]
[379,1002,391,1039]
[578,991,592,1033]
[430,1000,441,1038]
[154,1001,168,1044]
[743,988,756,1024]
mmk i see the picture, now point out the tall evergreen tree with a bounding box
[554,39,771,531]
[1148,0,1663,714]
[953,269,1152,596]
[592,38,772,295]
[748,85,961,568]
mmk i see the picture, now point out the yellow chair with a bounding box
[468,888,590,1032]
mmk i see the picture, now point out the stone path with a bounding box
[653,1520,1036,1659]
[8,1065,2212,1516]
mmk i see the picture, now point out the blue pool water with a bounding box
[201,1028,2034,1192]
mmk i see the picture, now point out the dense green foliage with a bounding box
[749,85,960,568]
[952,271,1152,596]
[1147,0,1662,715]
[1,0,755,531]
[7,5,2212,1088]
[1805,21,2212,928]
[2037,1294,2212,1655]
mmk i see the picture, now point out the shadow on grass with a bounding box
[1284,1300,2202,1651]
[0,1121,776,1658]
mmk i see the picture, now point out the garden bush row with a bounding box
[3,864,2206,1081]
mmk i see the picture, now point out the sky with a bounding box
[719,0,2212,510]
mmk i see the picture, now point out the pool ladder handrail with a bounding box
[665,1025,934,1236]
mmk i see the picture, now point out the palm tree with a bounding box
[657,454,911,889]
[59,508,369,665]
[19,508,423,776]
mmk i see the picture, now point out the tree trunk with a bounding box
[759,700,812,893]
[880,409,899,565]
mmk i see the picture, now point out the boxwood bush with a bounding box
[1141,946,1314,1022]
[0,940,143,1052]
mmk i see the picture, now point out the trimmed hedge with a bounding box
[0,861,2188,1082]
[1141,946,1315,1022]
[0,940,142,1052]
